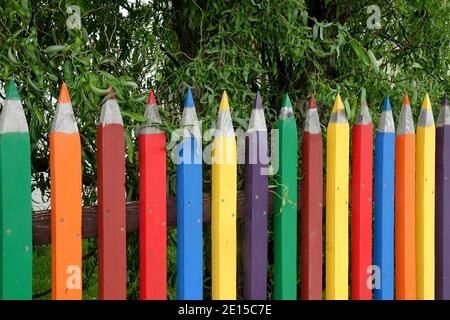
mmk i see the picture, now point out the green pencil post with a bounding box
[0,81,32,299]
[274,94,298,300]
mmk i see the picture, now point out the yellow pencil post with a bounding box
[326,94,349,300]
[416,93,435,300]
[211,91,237,300]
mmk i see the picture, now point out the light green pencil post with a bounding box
[0,81,32,299]
[274,94,298,299]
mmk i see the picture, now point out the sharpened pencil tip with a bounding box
[107,86,116,100]
[254,91,263,110]
[147,89,156,105]
[308,95,317,109]
[184,87,194,108]
[281,94,292,108]
[442,95,448,107]
[402,93,410,107]
[5,80,20,100]
[219,91,229,111]
[422,93,432,109]
[332,93,344,112]
[58,83,71,104]
[383,96,391,111]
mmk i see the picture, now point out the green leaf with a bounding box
[44,45,66,54]
[312,24,319,40]
[361,88,367,104]
[367,49,380,74]
[344,99,352,121]
[234,117,248,130]
[125,128,134,163]
[350,40,370,66]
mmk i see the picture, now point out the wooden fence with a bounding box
[0,80,449,300]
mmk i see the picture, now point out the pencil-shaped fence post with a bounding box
[373,97,395,300]
[139,90,167,300]
[395,94,416,300]
[0,81,32,299]
[300,96,322,300]
[436,95,450,300]
[176,87,203,300]
[97,91,126,300]
[50,83,82,300]
[243,91,268,300]
[351,98,373,300]
[211,91,237,300]
[274,94,297,300]
[326,93,349,300]
[416,93,435,300]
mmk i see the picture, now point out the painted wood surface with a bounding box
[97,92,126,300]
[243,91,268,300]
[176,87,203,300]
[139,90,167,300]
[351,98,373,300]
[211,91,237,300]
[416,93,435,300]
[300,95,323,300]
[373,97,395,300]
[395,94,416,300]
[435,95,449,300]
[274,94,297,300]
[50,83,82,300]
[0,81,32,299]
[326,93,349,300]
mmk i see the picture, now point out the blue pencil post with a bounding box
[374,96,395,300]
[176,87,203,299]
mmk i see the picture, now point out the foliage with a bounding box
[0,0,449,299]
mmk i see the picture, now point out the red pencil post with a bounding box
[300,96,323,299]
[351,99,373,300]
[139,90,167,300]
[97,92,127,300]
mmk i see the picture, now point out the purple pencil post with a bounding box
[243,91,268,300]
[436,95,450,300]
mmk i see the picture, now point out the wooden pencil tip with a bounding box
[6,80,20,100]
[443,95,449,107]
[147,89,156,105]
[219,90,229,111]
[58,83,71,104]
[308,95,317,109]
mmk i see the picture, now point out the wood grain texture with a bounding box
[97,121,126,300]
[326,94,349,300]
[274,94,298,300]
[300,96,322,300]
[395,95,416,300]
[139,133,167,300]
[351,120,373,300]
[32,191,255,246]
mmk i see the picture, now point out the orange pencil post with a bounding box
[50,83,82,300]
[395,94,416,299]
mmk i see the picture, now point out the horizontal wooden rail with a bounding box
[32,191,252,246]
[31,185,334,246]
